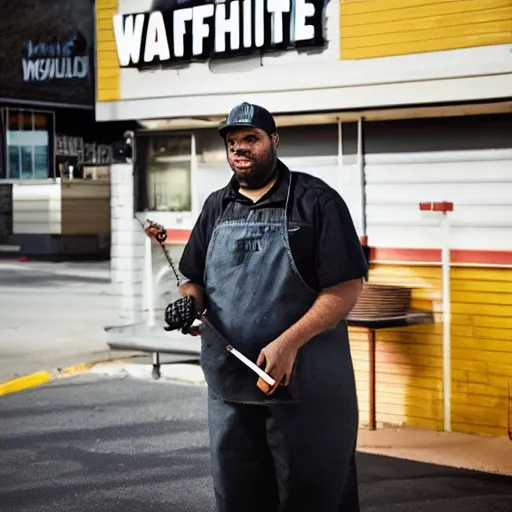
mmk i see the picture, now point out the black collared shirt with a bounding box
[179,160,368,292]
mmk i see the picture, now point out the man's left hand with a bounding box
[256,338,298,394]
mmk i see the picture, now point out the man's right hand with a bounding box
[144,221,166,243]
[179,282,205,317]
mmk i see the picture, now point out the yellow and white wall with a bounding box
[96,0,512,119]
[97,0,512,437]
[350,263,512,437]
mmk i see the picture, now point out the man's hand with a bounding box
[256,337,298,395]
[179,282,205,318]
[144,220,167,243]
[254,278,363,394]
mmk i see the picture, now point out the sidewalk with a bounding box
[357,426,512,477]
[0,260,132,382]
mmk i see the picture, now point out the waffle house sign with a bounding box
[113,0,326,67]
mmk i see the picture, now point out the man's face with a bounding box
[225,127,279,189]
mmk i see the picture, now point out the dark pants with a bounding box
[207,396,360,512]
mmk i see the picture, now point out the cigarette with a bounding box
[226,345,276,387]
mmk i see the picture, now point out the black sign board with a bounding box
[0,0,94,107]
[114,0,327,69]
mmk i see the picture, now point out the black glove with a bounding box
[164,296,200,334]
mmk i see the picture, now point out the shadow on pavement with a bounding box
[357,452,512,511]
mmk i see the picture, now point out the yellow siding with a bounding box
[350,264,512,437]
[349,264,444,430]
[450,267,512,437]
[340,0,512,60]
[96,0,120,102]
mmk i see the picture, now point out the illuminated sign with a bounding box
[114,0,326,67]
[22,32,90,83]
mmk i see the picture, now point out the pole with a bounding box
[441,212,451,431]
[419,201,453,432]
[357,117,366,236]
[368,329,376,430]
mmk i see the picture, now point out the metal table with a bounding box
[346,310,435,430]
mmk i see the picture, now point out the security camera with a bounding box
[112,131,135,164]
[123,131,134,163]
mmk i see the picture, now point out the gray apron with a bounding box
[200,173,360,511]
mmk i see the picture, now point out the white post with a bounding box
[110,164,145,325]
[337,119,343,170]
[441,211,451,432]
[357,117,366,236]
[419,201,453,432]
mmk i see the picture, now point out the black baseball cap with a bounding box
[218,102,276,138]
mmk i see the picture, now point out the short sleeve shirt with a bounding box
[179,159,368,292]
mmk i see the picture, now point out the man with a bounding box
[178,102,367,512]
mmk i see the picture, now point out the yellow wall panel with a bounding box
[340,0,512,60]
[451,314,512,329]
[97,51,121,69]
[349,264,443,429]
[97,77,121,92]
[97,28,116,42]
[96,1,120,102]
[97,40,118,53]
[350,263,512,436]
[98,89,121,101]
[97,0,118,8]
[341,1,512,26]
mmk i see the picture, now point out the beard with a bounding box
[229,148,277,190]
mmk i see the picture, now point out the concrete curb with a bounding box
[0,359,206,398]
[0,363,97,397]
[89,361,207,386]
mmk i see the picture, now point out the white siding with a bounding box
[365,149,512,251]
[11,182,61,235]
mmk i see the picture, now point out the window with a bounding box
[6,109,53,180]
[146,134,192,212]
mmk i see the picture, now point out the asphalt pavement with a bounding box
[1,374,511,512]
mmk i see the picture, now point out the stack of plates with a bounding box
[350,283,412,320]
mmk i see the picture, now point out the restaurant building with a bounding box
[0,0,133,259]
[96,0,512,437]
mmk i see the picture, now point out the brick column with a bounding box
[110,163,145,324]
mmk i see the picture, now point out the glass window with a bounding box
[21,146,33,179]
[146,135,192,212]
[6,109,51,180]
[34,145,49,179]
[8,147,20,179]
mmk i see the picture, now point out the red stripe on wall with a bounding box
[166,229,512,265]
[451,250,512,266]
[165,229,192,244]
[370,248,441,263]
[371,248,512,266]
